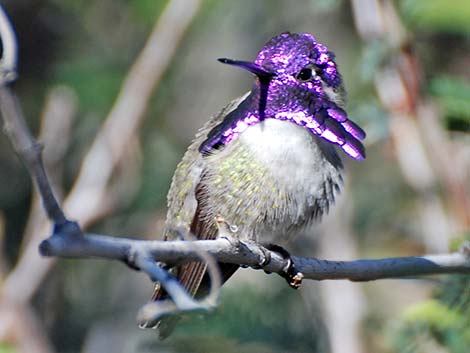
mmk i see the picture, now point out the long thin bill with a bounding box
[218,58,275,79]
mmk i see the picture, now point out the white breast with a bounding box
[240,119,339,195]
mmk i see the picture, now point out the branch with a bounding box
[0,0,202,306]
[39,230,470,281]
[0,4,64,223]
[0,4,17,83]
[0,63,66,224]
[20,86,77,250]
[36,221,222,324]
[35,215,470,322]
[0,0,208,326]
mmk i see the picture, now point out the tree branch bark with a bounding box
[0,0,202,308]
[39,230,470,281]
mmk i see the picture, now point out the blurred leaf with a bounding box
[136,133,181,210]
[349,101,389,143]
[402,300,463,328]
[0,344,17,353]
[156,283,329,353]
[390,276,470,353]
[436,276,470,323]
[128,0,167,26]
[53,58,124,114]
[360,40,389,81]
[171,336,279,353]
[399,0,470,34]
[49,0,93,14]
[449,235,470,252]
[428,77,470,132]
[309,0,343,13]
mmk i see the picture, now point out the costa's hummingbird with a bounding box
[150,32,365,337]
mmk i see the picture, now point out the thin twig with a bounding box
[0,7,67,224]
[0,88,67,224]
[0,213,8,278]
[0,5,17,83]
[0,0,202,305]
[35,221,221,323]
[135,256,216,325]
[20,86,77,251]
[351,0,468,253]
[0,0,214,327]
[0,0,65,225]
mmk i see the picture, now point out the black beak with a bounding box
[218,58,275,79]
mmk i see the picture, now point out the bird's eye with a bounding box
[296,67,314,82]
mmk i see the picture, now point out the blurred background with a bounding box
[0,0,469,352]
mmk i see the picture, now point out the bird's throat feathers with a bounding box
[199,32,366,160]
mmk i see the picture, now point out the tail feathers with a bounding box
[150,185,239,339]
[154,262,239,339]
[179,261,208,297]
[149,197,216,338]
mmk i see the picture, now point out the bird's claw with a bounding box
[265,243,304,289]
[287,266,304,289]
[252,245,271,269]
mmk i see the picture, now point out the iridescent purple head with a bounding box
[255,32,342,90]
[200,32,366,160]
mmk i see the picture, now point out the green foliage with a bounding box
[128,0,168,26]
[449,234,470,252]
[360,40,389,82]
[308,0,343,13]
[53,59,124,115]
[0,344,17,353]
[145,282,328,353]
[390,275,470,353]
[428,77,470,132]
[399,0,470,34]
[136,134,181,210]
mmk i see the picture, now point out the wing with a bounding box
[149,94,249,338]
[163,92,251,240]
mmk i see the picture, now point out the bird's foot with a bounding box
[215,215,240,245]
[250,244,271,270]
[264,244,304,289]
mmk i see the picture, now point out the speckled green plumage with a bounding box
[153,92,343,338]
[163,92,342,243]
[163,93,251,239]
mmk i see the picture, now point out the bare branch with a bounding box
[0,8,67,228]
[0,213,8,278]
[0,0,205,327]
[35,220,221,324]
[20,86,77,251]
[35,221,470,324]
[39,231,470,281]
[135,254,218,325]
[0,5,17,83]
[0,0,202,305]
[0,88,67,224]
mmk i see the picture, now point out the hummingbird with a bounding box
[149,32,365,338]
